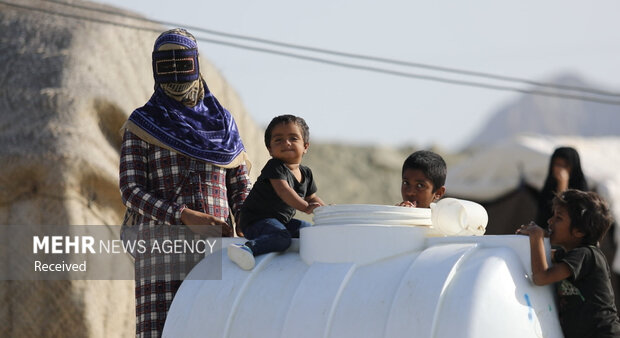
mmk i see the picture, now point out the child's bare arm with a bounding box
[517,222,572,285]
[270,179,316,214]
[305,193,325,207]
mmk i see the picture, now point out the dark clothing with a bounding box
[243,218,311,256]
[239,158,317,232]
[555,246,620,338]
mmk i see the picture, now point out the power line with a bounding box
[42,0,620,99]
[173,36,620,106]
[4,0,620,106]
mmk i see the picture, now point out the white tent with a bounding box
[447,134,620,272]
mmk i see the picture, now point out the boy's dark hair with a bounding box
[552,189,614,246]
[264,114,310,148]
[402,150,447,192]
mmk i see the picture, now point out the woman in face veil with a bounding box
[119,28,252,337]
[536,146,588,228]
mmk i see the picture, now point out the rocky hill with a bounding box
[466,73,620,149]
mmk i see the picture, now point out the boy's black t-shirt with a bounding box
[239,158,317,230]
[555,245,620,338]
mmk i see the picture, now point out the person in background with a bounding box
[228,114,325,270]
[397,150,446,208]
[517,190,620,338]
[119,28,251,337]
[537,146,588,228]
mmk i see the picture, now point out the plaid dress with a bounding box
[119,130,251,337]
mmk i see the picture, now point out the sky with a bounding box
[94,0,620,151]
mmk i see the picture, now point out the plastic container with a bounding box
[313,204,432,226]
[163,204,562,338]
[431,198,488,236]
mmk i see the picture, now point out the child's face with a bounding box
[548,205,583,250]
[267,122,308,165]
[401,168,443,208]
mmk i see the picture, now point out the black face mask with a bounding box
[152,48,200,83]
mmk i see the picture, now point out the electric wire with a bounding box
[41,0,620,98]
[3,0,620,106]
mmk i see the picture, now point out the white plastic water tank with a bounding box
[163,204,563,338]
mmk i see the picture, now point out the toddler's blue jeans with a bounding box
[243,218,311,256]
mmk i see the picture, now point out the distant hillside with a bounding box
[466,73,620,148]
[304,144,407,206]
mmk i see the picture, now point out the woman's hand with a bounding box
[235,227,244,237]
[553,166,570,192]
[181,208,233,237]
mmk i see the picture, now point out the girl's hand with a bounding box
[516,221,548,238]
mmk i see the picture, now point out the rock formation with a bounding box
[466,73,620,149]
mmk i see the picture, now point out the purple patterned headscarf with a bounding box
[127,29,245,165]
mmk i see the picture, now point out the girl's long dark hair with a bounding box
[536,147,588,226]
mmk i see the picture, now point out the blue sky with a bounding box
[95,0,620,151]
